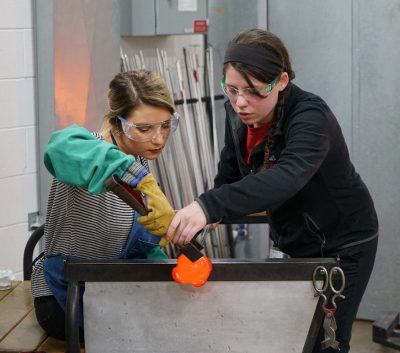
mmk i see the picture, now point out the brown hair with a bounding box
[100,69,175,135]
[223,29,295,167]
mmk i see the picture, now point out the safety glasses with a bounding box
[117,112,180,142]
[221,74,280,102]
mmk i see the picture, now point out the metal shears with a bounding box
[313,266,346,309]
[312,266,346,350]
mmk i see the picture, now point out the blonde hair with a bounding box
[100,69,175,134]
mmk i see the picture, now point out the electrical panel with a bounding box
[120,0,207,36]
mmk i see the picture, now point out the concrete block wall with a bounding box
[0,0,38,278]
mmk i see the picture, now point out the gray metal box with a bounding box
[120,0,207,36]
[120,0,156,36]
[156,0,207,35]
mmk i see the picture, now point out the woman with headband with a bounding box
[167,29,378,352]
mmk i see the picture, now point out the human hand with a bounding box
[166,201,207,245]
[136,174,175,235]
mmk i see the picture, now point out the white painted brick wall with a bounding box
[0,0,38,278]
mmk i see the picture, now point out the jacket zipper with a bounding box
[304,213,326,257]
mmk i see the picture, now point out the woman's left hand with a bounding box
[166,201,207,245]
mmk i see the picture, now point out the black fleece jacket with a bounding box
[198,84,378,257]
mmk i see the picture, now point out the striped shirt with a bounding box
[31,133,148,298]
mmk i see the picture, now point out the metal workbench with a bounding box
[64,257,337,353]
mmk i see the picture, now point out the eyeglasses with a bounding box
[117,112,180,142]
[221,74,280,102]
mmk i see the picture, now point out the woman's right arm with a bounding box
[44,124,146,194]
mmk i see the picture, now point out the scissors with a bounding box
[312,266,346,311]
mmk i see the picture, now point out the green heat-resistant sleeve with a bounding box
[44,124,147,194]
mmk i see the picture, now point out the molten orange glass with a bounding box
[172,254,213,287]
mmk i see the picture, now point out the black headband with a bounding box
[224,43,282,74]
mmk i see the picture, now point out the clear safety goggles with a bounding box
[117,112,180,142]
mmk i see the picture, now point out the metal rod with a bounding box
[119,47,230,259]
[66,281,80,353]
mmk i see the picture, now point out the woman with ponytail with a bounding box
[167,29,378,353]
[32,69,178,341]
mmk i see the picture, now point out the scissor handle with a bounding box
[312,265,329,294]
[329,266,346,295]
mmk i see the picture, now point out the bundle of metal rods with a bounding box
[120,47,230,259]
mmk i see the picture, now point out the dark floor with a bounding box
[350,320,399,353]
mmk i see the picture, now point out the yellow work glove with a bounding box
[136,174,175,238]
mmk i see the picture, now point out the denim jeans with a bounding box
[119,211,162,259]
[42,255,85,328]
[312,237,378,353]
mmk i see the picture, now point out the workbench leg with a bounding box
[302,296,326,353]
[66,281,80,353]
